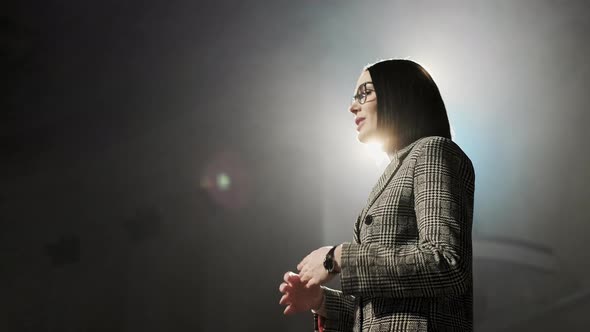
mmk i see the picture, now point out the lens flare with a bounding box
[216,172,231,191]
[200,150,252,210]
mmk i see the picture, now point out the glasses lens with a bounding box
[353,82,373,105]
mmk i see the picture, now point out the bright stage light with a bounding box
[362,141,390,169]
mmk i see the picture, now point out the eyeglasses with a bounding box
[352,82,375,105]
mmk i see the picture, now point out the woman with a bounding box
[278,59,475,332]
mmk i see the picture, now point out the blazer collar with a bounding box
[361,138,424,218]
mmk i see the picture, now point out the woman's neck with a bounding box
[387,150,396,161]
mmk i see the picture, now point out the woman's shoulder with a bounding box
[410,136,472,163]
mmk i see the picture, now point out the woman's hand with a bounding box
[296,246,338,288]
[279,272,324,315]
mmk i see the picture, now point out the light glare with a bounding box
[363,141,390,169]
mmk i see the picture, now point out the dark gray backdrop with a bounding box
[2,1,589,331]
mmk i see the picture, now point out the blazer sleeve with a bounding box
[339,136,475,298]
[314,286,356,332]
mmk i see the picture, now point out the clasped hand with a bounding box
[278,246,339,315]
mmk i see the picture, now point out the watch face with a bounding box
[323,259,333,271]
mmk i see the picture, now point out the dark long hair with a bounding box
[365,59,451,151]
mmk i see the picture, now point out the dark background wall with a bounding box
[2,1,589,331]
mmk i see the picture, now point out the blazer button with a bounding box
[364,214,373,225]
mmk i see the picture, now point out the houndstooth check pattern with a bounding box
[317,136,475,332]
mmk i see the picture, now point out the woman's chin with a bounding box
[357,129,369,142]
[357,131,380,145]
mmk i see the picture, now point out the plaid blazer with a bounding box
[317,136,475,332]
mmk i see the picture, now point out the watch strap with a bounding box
[323,245,339,273]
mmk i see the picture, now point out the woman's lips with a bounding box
[356,118,365,130]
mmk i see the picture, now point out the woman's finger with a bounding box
[284,304,298,315]
[279,282,291,293]
[279,294,289,306]
[283,271,296,284]
[300,272,309,283]
[297,257,308,271]
[287,272,301,285]
[297,261,303,271]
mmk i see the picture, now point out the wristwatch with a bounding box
[323,245,339,273]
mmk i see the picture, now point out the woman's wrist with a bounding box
[312,288,326,313]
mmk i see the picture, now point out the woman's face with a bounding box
[349,70,378,144]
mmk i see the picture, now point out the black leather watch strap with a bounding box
[323,245,339,273]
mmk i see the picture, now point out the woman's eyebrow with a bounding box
[355,81,373,92]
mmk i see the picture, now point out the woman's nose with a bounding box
[349,102,360,115]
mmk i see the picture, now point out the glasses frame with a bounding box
[352,81,375,105]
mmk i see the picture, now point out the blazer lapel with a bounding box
[360,138,424,219]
